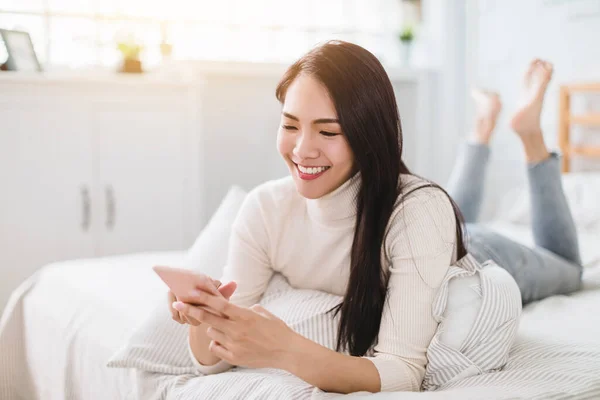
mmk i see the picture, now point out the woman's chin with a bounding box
[292,176,329,199]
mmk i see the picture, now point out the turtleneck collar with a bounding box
[305,172,362,225]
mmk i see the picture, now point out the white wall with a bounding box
[195,68,433,225]
[467,0,600,219]
[415,0,468,185]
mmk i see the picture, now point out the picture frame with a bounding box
[0,28,42,72]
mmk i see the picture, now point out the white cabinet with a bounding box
[0,93,95,294]
[92,103,189,256]
[0,78,198,310]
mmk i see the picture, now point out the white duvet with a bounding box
[1,226,600,400]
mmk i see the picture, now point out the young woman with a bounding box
[168,43,582,393]
[447,58,582,304]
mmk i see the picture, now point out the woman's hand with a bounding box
[168,276,237,324]
[173,292,298,370]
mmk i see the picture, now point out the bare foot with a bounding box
[510,59,553,163]
[470,89,502,145]
[510,59,553,137]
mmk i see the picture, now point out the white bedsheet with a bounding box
[1,223,599,400]
[485,221,600,268]
[0,251,187,400]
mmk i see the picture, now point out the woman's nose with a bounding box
[293,131,319,159]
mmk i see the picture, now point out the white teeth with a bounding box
[298,165,329,175]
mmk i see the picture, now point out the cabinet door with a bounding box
[0,93,94,307]
[92,97,189,256]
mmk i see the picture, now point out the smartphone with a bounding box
[153,265,220,305]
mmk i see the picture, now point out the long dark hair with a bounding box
[275,41,467,357]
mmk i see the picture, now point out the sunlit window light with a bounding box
[0,0,406,69]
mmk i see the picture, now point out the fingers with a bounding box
[193,274,221,297]
[169,290,203,325]
[206,326,230,346]
[172,302,202,326]
[185,291,227,317]
[173,301,235,331]
[218,281,237,300]
[168,291,184,323]
[181,313,202,325]
[208,341,235,364]
[177,281,223,308]
[250,304,271,317]
[184,289,247,320]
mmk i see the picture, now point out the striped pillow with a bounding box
[421,254,522,391]
[108,251,521,391]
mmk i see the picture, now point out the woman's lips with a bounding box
[295,164,330,181]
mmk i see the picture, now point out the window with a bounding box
[0,0,405,69]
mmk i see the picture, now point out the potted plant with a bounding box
[117,40,144,73]
[398,25,414,65]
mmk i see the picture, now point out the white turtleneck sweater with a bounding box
[192,173,458,392]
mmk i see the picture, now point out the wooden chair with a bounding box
[559,83,600,172]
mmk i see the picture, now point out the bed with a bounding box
[0,226,599,400]
[2,84,600,400]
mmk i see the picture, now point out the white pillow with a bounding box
[494,171,600,232]
[183,186,248,277]
[107,186,247,373]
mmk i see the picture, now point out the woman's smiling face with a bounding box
[277,74,355,199]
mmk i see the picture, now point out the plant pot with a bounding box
[119,59,143,73]
[400,42,412,66]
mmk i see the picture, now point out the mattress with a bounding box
[1,223,599,399]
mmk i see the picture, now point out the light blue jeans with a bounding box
[446,143,583,305]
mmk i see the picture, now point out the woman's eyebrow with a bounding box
[282,112,339,124]
[313,118,339,124]
[282,112,299,121]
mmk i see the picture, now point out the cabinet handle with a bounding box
[81,186,91,232]
[106,185,116,230]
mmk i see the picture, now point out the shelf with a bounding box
[565,83,600,93]
[569,114,600,126]
[569,146,600,157]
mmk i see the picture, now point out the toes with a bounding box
[542,61,554,77]
[525,59,539,78]
[534,59,553,73]
[471,88,500,102]
[527,58,548,75]
[525,59,553,84]
[538,61,553,82]
[471,88,484,98]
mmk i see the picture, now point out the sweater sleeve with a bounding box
[363,187,457,392]
[219,187,274,307]
[189,186,274,375]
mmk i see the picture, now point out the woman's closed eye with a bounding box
[281,125,340,137]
